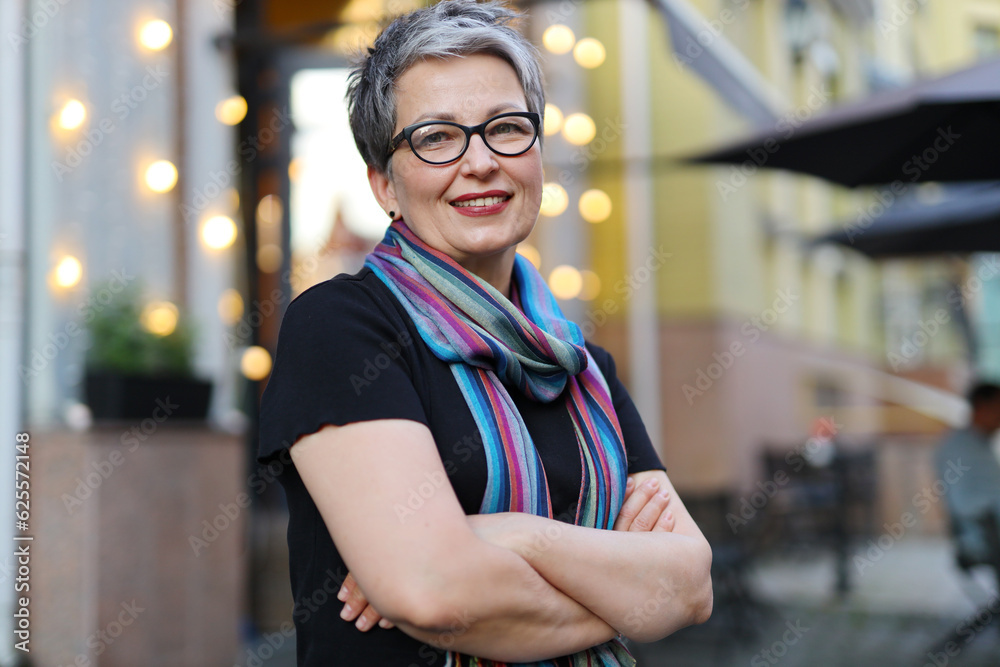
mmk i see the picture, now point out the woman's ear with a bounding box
[368,165,398,218]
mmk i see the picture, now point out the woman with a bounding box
[258,1,712,665]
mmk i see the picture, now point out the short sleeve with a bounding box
[587,343,666,475]
[258,276,429,463]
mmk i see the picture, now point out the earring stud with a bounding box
[388,210,395,219]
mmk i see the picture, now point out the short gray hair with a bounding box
[346,0,545,175]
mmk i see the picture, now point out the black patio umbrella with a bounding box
[814,182,1000,257]
[683,58,1000,187]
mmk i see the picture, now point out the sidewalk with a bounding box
[632,536,1000,666]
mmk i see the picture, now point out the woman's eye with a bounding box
[415,130,457,149]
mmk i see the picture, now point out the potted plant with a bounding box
[83,282,212,421]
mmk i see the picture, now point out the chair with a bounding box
[925,508,1000,654]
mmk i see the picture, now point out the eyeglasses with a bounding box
[389,111,541,165]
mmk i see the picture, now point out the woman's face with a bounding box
[369,54,543,272]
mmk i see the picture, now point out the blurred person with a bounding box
[257,1,712,665]
[935,382,1000,569]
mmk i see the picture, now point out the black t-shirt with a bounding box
[258,267,665,667]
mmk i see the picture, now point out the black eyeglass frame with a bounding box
[388,111,541,165]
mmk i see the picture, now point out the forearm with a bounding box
[392,535,619,662]
[508,514,713,642]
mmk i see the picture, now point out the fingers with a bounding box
[629,486,671,532]
[652,508,675,533]
[354,604,383,632]
[338,572,391,631]
[614,477,669,531]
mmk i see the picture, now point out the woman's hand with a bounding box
[338,572,394,632]
[613,472,675,533]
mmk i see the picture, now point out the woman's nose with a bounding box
[459,134,499,177]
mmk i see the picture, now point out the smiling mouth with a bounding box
[450,195,511,208]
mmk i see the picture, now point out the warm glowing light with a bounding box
[145,160,178,193]
[218,289,244,326]
[328,24,377,54]
[549,265,583,300]
[141,301,179,336]
[539,183,569,217]
[288,157,302,182]
[562,113,596,146]
[579,189,612,223]
[201,215,237,250]
[580,270,601,301]
[573,38,606,69]
[543,104,563,137]
[517,244,541,269]
[139,19,173,51]
[54,256,83,288]
[57,99,86,130]
[256,195,283,226]
[241,345,273,381]
[215,95,248,126]
[543,24,575,54]
[257,244,283,273]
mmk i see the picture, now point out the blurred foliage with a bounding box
[84,282,195,377]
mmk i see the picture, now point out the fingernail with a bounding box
[379,618,392,629]
[645,478,659,489]
[666,511,673,520]
[658,491,669,500]
[340,604,352,620]
[337,586,348,601]
[626,479,635,489]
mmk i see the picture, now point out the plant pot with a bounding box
[84,371,213,421]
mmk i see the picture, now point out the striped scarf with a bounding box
[365,221,635,667]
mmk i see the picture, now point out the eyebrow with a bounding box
[407,102,526,125]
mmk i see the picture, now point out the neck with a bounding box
[458,249,516,300]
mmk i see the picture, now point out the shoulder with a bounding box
[279,267,412,341]
[285,267,396,319]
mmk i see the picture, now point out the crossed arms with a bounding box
[290,419,713,664]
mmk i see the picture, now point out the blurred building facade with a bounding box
[568,0,1000,502]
